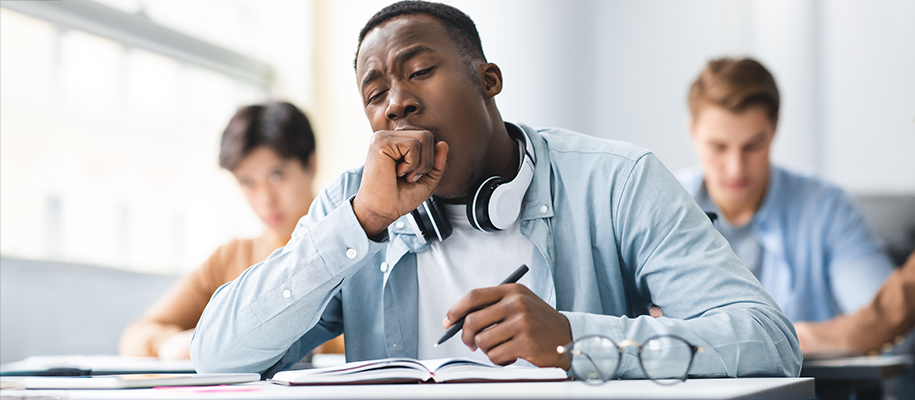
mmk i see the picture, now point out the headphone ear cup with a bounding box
[468,177,505,232]
[407,197,452,244]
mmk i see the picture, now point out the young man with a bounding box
[192,2,800,379]
[120,102,343,359]
[678,58,895,324]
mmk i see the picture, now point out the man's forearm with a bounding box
[563,303,801,378]
[820,255,915,353]
[191,199,385,374]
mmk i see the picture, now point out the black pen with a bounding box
[434,264,529,347]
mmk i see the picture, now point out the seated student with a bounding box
[192,1,800,379]
[119,101,343,359]
[678,58,895,324]
[795,251,915,355]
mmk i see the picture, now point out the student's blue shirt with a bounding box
[191,124,802,379]
[677,166,894,323]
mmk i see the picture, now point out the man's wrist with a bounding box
[351,196,393,240]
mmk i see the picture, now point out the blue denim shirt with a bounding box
[192,124,801,379]
[677,166,895,323]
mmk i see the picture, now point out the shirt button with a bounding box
[346,248,357,259]
[395,221,405,229]
[380,262,388,272]
[540,205,548,214]
[282,289,291,299]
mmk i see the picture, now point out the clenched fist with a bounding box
[353,129,449,238]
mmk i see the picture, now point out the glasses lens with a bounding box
[639,336,693,381]
[570,336,620,383]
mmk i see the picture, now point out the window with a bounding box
[0,2,282,274]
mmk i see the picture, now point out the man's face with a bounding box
[233,146,315,238]
[691,104,775,207]
[355,14,496,200]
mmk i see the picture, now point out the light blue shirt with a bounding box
[192,124,801,379]
[678,166,895,323]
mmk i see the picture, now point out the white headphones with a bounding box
[407,123,536,244]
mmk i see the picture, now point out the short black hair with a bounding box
[219,101,316,171]
[355,1,487,70]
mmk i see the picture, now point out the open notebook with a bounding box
[270,357,569,385]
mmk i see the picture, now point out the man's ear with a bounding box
[480,62,503,98]
[307,152,317,176]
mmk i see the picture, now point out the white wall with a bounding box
[311,0,915,195]
[821,0,915,194]
[309,0,387,189]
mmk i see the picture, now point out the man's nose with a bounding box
[725,151,745,176]
[385,86,420,120]
[257,187,278,208]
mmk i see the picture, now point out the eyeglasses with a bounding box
[556,334,704,385]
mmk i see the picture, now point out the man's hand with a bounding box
[444,284,573,369]
[157,329,194,360]
[794,320,851,353]
[353,130,448,238]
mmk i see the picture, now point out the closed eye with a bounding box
[410,67,433,79]
[367,89,387,105]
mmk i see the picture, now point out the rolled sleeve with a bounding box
[192,179,386,374]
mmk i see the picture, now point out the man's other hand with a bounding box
[444,283,573,370]
[157,329,194,360]
[353,130,448,238]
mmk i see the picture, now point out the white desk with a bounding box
[0,377,814,400]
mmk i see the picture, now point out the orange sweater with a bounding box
[119,233,344,357]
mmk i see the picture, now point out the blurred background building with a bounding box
[1,0,913,362]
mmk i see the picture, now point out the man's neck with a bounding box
[492,122,521,181]
[716,202,759,227]
[265,228,291,249]
[708,172,770,227]
[441,119,517,205]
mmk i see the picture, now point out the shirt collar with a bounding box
[749,164,781,230]
[513,123,555,221]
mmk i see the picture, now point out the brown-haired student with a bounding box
[119,101,343,359]
[677,58,894,325]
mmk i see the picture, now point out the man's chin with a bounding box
[718,188,757,205]
[432,183,470,204]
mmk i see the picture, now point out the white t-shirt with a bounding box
[415,203,553,364]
